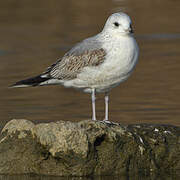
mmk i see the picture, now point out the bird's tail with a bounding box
[10,74,51,88]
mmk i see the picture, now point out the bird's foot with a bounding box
[101,120,120,126]
[91,118,97,121]
[102,120,111,124]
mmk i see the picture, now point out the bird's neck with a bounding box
[99,31,133,42]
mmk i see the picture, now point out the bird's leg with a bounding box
[104,92,109,122]
[102,93,119,125]
[91,88,96,120]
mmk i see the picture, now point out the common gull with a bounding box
[11,12,139,123]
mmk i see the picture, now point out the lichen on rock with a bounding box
[0,119,179,177]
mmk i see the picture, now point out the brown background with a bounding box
[0,0,180,129]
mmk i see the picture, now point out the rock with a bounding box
[0,119,179,177]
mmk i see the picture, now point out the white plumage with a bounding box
[11,12,139,123]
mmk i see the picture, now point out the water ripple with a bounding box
[137,34,180,40]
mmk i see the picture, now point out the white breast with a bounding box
[102,35,139,79]
[64,35,139,93]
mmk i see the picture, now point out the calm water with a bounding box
[1,0,180,128]
[0,0,180,178]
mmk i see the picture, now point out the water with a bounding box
[0,0,180,179]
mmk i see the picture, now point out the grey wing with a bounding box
[46,36,106,80]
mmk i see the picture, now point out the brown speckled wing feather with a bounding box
[49,48,106,80]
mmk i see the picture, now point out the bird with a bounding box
[11,12,139,123]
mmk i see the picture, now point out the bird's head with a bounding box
[103,12,134,36]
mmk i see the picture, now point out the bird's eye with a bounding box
[114,22,119,27]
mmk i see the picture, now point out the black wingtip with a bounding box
[10,75,50,88]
